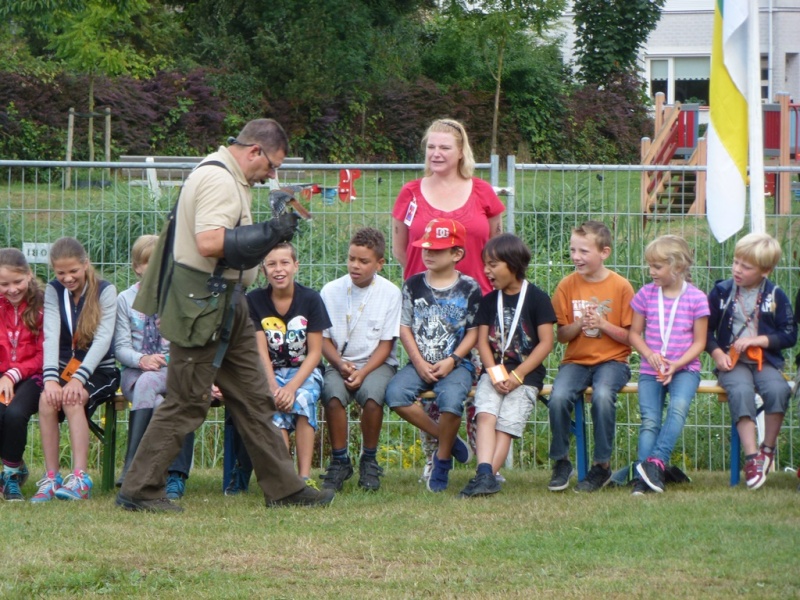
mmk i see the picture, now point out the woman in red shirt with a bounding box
[392,118,505,294]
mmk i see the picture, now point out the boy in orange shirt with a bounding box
[547,221,634,492]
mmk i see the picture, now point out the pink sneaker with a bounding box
[744,455,768,490]
[30,472,63,503]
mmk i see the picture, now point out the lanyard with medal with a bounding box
[60,286,83,382]
[487,281,528,384]
[655,282,686,379]
[340,278,376,356]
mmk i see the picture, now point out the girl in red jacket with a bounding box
[0,248,44,501]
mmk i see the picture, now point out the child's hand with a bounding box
[714,351,733,372]
[211,384,223,400]
[344,369,365,391]
[62,379,88,406]
[338,361,356,379]
[0,375,14,404]
[42,381,63,409]
[139,354,167,371]
[415,360,439,383]
[429,358,455,380]
[582,304,605,332]
[493,379,510,394]
[273,385,296,412]
[647,352,665,374]
[659,359,675,385]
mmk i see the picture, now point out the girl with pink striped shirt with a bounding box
[628,235,709,494]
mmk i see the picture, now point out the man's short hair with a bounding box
[237,119,289,155]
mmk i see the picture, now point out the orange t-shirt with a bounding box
[552,270,634,365]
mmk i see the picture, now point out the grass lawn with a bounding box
[2,468,799,598]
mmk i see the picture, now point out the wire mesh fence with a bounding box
[2,159,799,476]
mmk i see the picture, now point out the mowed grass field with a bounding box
[2,468,799,598]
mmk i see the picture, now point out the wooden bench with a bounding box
[422,380,745,485]
[87,393,127,492]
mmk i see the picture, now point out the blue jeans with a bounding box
[385,363,473,416]
[637,370,700,464]
[548,361,631,463]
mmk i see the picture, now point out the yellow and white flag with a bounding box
[706,0,749,242]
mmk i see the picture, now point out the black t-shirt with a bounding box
[475,281,556,389]
[247,282,331,371]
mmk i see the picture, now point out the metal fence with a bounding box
[2,158,799,475]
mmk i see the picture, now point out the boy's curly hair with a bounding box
[350,227,386,260]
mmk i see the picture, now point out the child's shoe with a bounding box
[30,472,63,503]
[575,463,612,492]
[55,470,92,500]
[758,444,775,475]
[357,456,384,492]
[744,455,769,490]
[458,471,501,498]
[2,473,24,502]
[637,457,666,493]
[165,473,186,500]
[547,459,574,492]
[450,435,474,464]
[418,458,433,484]
[426,455,452,493]
[631,478,650,496]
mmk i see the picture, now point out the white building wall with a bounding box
[556,0,800,103]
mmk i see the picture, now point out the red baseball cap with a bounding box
[411,218,467,250]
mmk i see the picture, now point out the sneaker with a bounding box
[30,472,63,503]
[267,485,335,507]
[426,455,452,493]
[418,459,433,484]
[55,471,92,500]
[548,459,574,492]
[631,478,650,496]
[495,472,506,484]
[358,456,384,491]
[744,455,769,490]
[458,471,501,498]
[664,465,692,485]
[758,444,775,475]
[451,435,474,464]
[116,492,184,513]
[319,460,354,492]
[2,473,23,502]
[637,457,666,493]
[165,473,186,500]
[575,464,612,493]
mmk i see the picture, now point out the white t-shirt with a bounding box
[320,273,401,368]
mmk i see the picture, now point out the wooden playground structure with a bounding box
[641,92,800,222]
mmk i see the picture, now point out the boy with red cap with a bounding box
[385,218,483,492]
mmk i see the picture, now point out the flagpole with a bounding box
[748,0,765,233]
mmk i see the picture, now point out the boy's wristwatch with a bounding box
[449,353,463,367]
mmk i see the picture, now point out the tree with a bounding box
[441,0,565,155]
[572,0,666,84]
[1,0,169,160]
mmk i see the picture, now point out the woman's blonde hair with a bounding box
[644,235,694,279]
[49,237,101,350]
[422,118,475,179]
[0,248,44,335]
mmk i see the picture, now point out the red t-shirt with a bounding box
[392,178,505,294]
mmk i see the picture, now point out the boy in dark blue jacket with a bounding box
[707,233,797,490]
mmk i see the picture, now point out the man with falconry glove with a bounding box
[117,119,334,512]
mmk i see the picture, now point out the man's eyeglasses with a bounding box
[227,137,280,172]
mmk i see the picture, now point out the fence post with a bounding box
[506,155,516,235]
[490,154,499,188]
[104,107,112,179]
[65,108,75,189]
